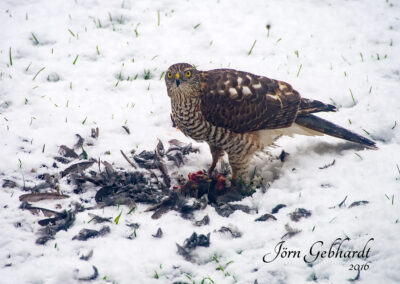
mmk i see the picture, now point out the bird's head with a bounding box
[165,63,201,98]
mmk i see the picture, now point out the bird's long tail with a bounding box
[295,114,377,148]
[293,98,376,148]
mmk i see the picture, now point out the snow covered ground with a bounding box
[1,0,400,283]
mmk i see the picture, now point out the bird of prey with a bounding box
[164,63,376,182]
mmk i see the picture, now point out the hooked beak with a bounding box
[175,73,180,87]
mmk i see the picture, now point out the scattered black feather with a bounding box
[271,204,286,214]
[338,196,348,208]
[133,151,157,169]
[255,213,277,222]
[217,226,242,238]
[61,161,95,178]
[147,191,192,219]
[2,179,17,188]
[22,173,59,192]
[36,235,56,245]
[79,250,93,261]
[77,265,98,281]
[167,143,199,156]
[177,232,211,260]
[74,134,84,149]
[349,201,369,208]
[59,145,79,159]
[184,232,210,249]
[72,226,110,241]
[96,184,156,208]
[155,151,171,188]
[156,139,165,157]
[281,224,301,240]
[88,213,112,224]
[152,228,163,238]
[132,149,170,188]
[167,152,184,167]
[289,208,312,222]
[319,159,336,170]
[91,127,99,139]
[122,125,130,134]
[194,215,210,226]
[54,156,71,164]
[102,161,115,178]
[36,210,75,245]
[213,203,253,217]
[126,222,140,229]
[70,173,88,194]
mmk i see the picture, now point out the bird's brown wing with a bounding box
[199,69,301,133]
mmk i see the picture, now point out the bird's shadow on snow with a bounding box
[299,141,368,155]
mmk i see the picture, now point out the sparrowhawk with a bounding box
[165,63,376,182]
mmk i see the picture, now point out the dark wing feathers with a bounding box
[199,69,301,133]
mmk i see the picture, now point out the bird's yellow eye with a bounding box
[185,70,191,78]
[167,72,172,79]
